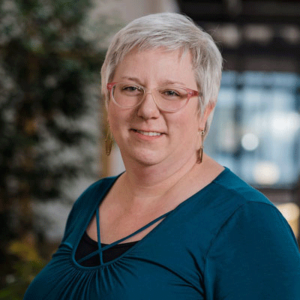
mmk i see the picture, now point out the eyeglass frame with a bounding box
[107,82,200,113]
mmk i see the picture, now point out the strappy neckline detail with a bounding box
[82,231,138,248]
[77,209,172,265]
[72,167,229,269]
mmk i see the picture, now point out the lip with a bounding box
[130,128,165,140]
[131,128,165,134]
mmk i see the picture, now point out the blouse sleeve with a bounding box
[204,201,300,300]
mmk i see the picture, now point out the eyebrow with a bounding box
[162,79,186,86]
[120,76,143,84]
[120,76,186,86]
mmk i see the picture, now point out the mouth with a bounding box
[131,129,163,136]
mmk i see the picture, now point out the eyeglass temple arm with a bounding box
[107,82,117,91]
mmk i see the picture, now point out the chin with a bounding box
[134,155,162,167]
[126,150,165,167]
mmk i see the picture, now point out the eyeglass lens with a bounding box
[112,83,189,112]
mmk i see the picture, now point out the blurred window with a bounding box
[206,71,300,187]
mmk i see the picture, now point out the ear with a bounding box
[198,102,215,131]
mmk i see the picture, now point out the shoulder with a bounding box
[202,169,300,299]
[190,168,277,235]
[62,174,120,241]
[204,167,278,225]
[204,168,298,256]
[188,168,299,255]
[71,175,119,211]
[212,167,273,207]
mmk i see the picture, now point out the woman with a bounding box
[24,13,300,299]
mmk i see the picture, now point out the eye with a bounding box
[164,90,180,97]
[122,86,139,92]
[160,87,186,100]
[118,84,143,96]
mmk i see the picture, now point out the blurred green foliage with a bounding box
[0,237,46,300]
[0,0,112,297]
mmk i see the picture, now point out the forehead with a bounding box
[113,47,196,87]
[120,46,192,67]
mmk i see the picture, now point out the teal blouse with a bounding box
[24,168,300,299]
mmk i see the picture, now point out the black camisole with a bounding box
[75,231,138,266]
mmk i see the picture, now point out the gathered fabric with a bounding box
[24,168,300,300]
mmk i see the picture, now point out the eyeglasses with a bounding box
[107,82,199,113]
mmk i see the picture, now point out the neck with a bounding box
[119,152,205,202]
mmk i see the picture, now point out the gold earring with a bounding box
[105,126,113,156]
[196,130,205,164]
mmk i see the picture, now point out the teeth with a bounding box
[136,130,162,136]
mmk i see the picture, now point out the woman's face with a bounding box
[107,48,211,168]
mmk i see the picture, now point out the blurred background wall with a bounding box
[179,0,300,240]
[0,0,299,298]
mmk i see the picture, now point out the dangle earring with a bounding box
[196,130,205,164]
[105,125,113,156]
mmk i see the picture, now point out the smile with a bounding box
[134,130,162,136]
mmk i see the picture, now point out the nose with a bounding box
[136,91,160,119]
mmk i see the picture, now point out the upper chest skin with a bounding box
[86,159,224,244]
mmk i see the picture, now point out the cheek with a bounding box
[169,112,199,140]
[107,105,134,135]
[107,106,121,136]
[107,103,122,125]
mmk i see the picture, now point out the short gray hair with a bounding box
[101,12,223,137]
